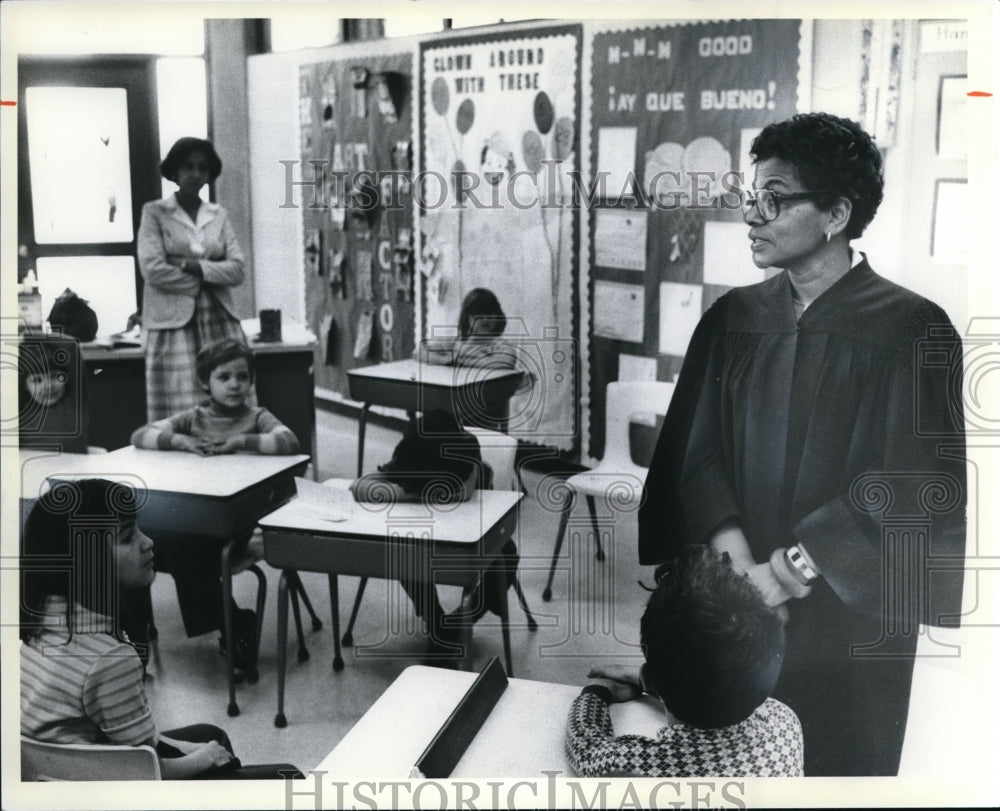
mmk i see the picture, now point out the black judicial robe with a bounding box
[639,258,966,776]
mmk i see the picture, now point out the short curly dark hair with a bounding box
[195,337,254,385]
[160,136,223,183]
[750,113,884,239]
[640,544,786,729]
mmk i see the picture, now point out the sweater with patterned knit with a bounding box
[131,400,299,455]
[565,685,803,777]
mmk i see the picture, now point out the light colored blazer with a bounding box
[137,195,245,329]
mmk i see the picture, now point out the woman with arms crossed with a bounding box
[137,136,250,421]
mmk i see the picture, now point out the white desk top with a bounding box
[18,447,309,500]
[348,358,522,386]
[315,665,665,777]
[259,490,522,544]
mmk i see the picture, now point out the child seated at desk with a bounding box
[420,288,516,370]
[565,545,803,777]
[130,338,300,668]
[20,478,304,780]
[351,410,517,660]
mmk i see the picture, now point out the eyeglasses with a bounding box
[740,188,830,222]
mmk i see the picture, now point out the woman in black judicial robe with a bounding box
[638,113,966,776]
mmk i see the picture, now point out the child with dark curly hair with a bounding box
[565,545,802,777]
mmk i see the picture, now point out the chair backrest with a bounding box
[18,335,90,454]
[21,736,161,781]
[463,425,518,491]
[601,381,676,469]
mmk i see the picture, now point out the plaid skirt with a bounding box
[145,290,252,421]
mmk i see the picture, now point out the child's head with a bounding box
[458,288,506,340]
[19,337,77,408]
[378,410,490,496]
[639,545,785,729]
[20,479,155,640]
[196,338,255,407]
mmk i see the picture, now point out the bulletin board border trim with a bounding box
[417,22,585,460]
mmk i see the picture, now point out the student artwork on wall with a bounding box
[299,51,415,399]
[586,19,801,458]
[419,24,582,451]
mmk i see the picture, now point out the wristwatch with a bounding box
[786,545,819,584]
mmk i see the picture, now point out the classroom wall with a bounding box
[248,48,307,323]
[246,16,971,461]
[207,19,257,319]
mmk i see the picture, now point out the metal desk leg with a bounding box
[329,573,344,671]
[543,488,575,602]
[274,570,290,728]
[356,402,372,478]
[493,566,513,678]
[221,541,239,717]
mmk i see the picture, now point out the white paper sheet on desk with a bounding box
[293,477,353,521]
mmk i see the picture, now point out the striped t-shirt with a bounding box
[21,596,157,746]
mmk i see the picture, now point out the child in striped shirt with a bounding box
[20,478,303,780]
[131,338,299,456]
[129,338,299,667]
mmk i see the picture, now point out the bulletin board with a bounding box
[587,19,802,457]
[299,50,416,399]
[418,24,583,452]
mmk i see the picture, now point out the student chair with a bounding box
[220,532,268,717]
[21,736,161,781]
[337,425,537,674]
[460,425,538,640]
[541,380,675,602]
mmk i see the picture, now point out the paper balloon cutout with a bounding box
[552,117,574,161]
[522,131,544,175]
[456,98,475,135]
[431,77,449,116]
[533,91,554,135]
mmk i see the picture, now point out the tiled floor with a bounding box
[145,408,651,773]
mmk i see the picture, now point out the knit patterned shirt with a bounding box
[131,400,299,454]
[566,686,803,777]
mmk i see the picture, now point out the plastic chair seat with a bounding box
[21,736,161,781]
[564,468,647,503]
[542,381,675,602]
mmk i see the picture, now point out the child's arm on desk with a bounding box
[208,409,300,455]
[417,338,458,366]
[131,412,212,456]
[350,473,416,503]
[154,734,236,779]
[350,469,476,503]
[565,667,649,778]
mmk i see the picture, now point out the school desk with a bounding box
[313,664,666,777]
[258,489,523,727]
[346,358,524,476]
[25,445,310,715]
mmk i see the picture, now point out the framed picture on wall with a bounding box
[936,75,967,159]
[930,178,968,262]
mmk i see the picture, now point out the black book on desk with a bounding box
[411,657,509,779]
